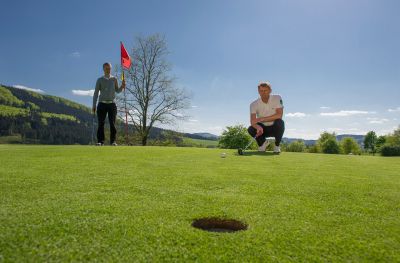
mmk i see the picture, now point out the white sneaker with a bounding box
[274,145,281,154]
[111,142,118,146]
[258,140,270,152]
[96,142,104,146]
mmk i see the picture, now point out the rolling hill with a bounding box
[0,84,218,145]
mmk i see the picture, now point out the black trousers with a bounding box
[97,102,117,144]
[248,119,285,146]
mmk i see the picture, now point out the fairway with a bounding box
[1,145,399,262]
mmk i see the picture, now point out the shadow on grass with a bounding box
[237,151,277,156]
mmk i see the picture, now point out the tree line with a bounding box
[218,125,400,156]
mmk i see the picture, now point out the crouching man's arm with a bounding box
[250,113,263,137]
[256,108,283,123]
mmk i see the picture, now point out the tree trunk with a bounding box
[142,134,148,146]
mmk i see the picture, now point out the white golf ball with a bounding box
[220,152,226,158]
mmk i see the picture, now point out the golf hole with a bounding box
[192,217,247,233]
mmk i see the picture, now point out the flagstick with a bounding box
[123,70,129,145]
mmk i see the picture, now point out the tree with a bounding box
[376,135,386,151]
[340,137,361,154]
[218,124,254,149]
[119,34,190,146]
[364,131,377,154]
[385,126,400,146]
[322,138,340,154]
[318,132,340,154]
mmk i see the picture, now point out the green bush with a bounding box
[380,145,400,156]
[286,140,306,152]
[218,124,254,149]
[321,138,340,154]
[307,144,320,153]
[340,137,361,154]
[318,132,340,154]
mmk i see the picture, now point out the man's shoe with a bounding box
[258,140,270,152]
[274,145,281,154]
[111,142,118,146]
[96,142,104,146]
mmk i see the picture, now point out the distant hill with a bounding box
[282,138,317,146]
[0,84,94,144]
[0,84,218,145]
[283,134,365,146]
[184,132,219,140]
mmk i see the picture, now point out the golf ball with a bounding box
[220,153,226,158]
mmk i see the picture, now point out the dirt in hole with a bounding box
[192,217,247,233]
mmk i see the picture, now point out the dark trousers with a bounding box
[97,102,117,144]
[248,119,285,146]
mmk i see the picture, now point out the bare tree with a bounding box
[117,34,190,146]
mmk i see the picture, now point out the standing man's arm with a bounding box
[114,78,126,93]
[92,79,100,113]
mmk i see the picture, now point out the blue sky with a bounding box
[1,0,399,139]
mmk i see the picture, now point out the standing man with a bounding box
[248,81,285,153]
[92,62,125,146]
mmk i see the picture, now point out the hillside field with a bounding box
[0,145,399,262]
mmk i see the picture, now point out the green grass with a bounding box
[0,145,399,262]
[0,135,22,144]
[182,137,218,147]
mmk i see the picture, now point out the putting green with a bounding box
[1,145,399,262]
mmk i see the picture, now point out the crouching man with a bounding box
[248,81,285,154]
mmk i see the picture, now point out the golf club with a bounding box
[238,136,257,155]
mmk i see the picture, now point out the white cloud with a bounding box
[320,110,374,117]
[191,105,198,108]
[72,89,94,96]
[70,51,81,58]
[13,85,45,93]
[368,118,389,124]
[285,112,308,118]
[188,119,198,122]
[320,106,331,110]
[388,107,400,112]
[321,127,344,132]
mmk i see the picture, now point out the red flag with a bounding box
[120,42,131,69]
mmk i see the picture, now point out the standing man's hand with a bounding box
[256,125,263,137]
[92,107,96,114]
[121,79,126,90]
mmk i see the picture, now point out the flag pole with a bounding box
[121,41,129,146]
[123,71,129,145]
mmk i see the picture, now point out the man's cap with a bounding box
[258,81,271,88]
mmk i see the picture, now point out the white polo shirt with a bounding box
[250,95,283,126]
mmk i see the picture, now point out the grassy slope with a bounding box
[0,145,399,262]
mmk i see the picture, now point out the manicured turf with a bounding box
[182,137,218,147]
[0,145,399,262]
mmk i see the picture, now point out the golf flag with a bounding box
[120,42,131,69]
[120,42,131,143]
